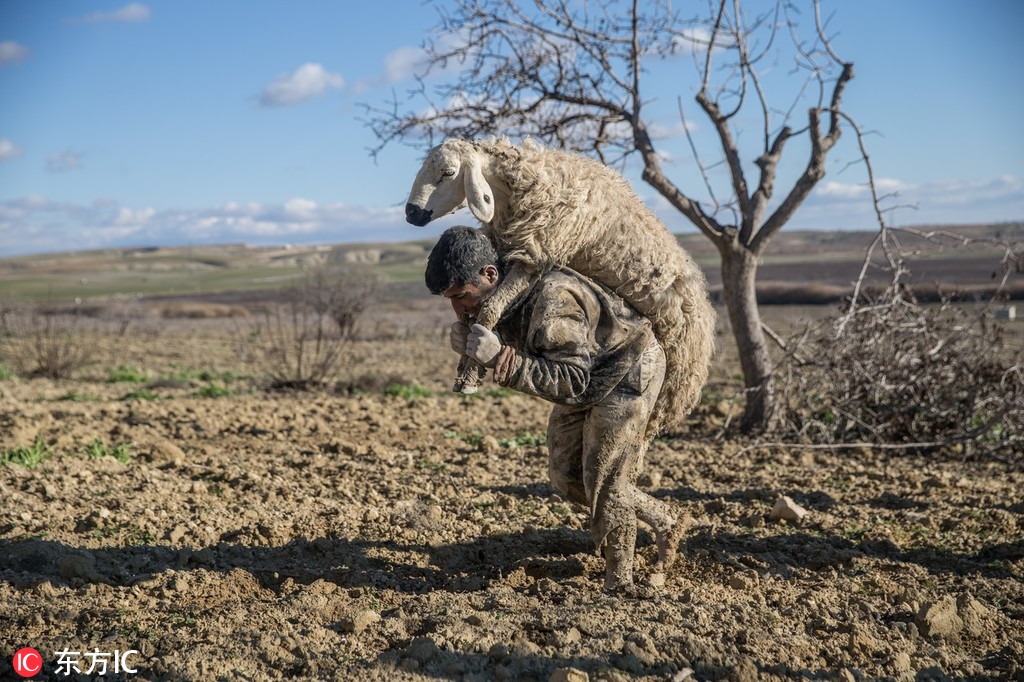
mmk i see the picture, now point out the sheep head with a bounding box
[405,139,494,226]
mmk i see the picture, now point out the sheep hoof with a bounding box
[454,355,487,393]
[454,380,480,394]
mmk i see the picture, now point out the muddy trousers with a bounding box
[546,342,677,590]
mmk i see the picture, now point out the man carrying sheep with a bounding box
[426,225,685,593]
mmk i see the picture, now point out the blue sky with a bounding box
[1,1,1022,257]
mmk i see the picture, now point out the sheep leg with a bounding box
[452,262,537,393]
[453,353,487,394]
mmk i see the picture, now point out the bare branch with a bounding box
[753,60,854,253]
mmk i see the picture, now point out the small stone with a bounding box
[550,668,589,682]
[479,435,501,454]
[148,440,185,465]
[672,669,695,682]
[728,572,757,591]
[341,610,380,635]
[488,642,510,661]
[512,637,541,656]
[848,630,878,656]
[769,495,808,523]
[559,627,582,646]
[58,554,103,582]
[916,596,963,638]
[742,513,765,528]
[648,572,666,589]
[728,574,748,590]
[957,594,992,638]
[405,636,439,664]
[636,471,663,488]
[466,613,487,627]
[167,525,187,545]
[891,651,912,673]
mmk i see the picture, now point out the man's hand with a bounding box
[449,322,469,355]
[466,323,502,367]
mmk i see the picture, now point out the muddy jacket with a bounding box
[491,267,655,407]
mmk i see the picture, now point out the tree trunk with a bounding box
[720,243,774,432]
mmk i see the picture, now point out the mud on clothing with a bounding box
[489,267,677,587]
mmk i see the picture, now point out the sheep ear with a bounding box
[464,153,494,224]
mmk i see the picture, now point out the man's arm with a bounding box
[492,287,593,403]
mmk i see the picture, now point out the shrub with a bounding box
[773,288,1023,458]
[299,264,378,339]
[238,279,358,389]
[0,303,97,380]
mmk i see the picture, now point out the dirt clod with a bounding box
[916,596,964,638]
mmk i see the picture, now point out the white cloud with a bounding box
[670,27,733,56]
[283,198,318,220]
[46,150,85,173]
[0,41,29,67]
[0,138,23,161]
[5,173,1017,257]
[67,3,151,24]
[354,30,471,92]
[113,206,156,226]
[647,121,699,140]
[0,195,416,256]
[383,46,428,84]
[816,177,908,200]
[259,63,344,107]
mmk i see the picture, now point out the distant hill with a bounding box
[0,223,1020,306]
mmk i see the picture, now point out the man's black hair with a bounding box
[425,226,502,295]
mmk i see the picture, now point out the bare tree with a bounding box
[364,0,855,432]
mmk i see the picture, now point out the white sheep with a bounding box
[406,138,715,436]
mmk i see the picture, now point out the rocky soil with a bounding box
[1,313,1022,681]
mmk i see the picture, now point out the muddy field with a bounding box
[1,307,1022,681]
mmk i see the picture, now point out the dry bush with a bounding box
[772,288,1023,458]
[299,265,377,339]
[237,268,372,388]
[0,303,98,379]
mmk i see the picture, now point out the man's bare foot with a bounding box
[652,515,690,571]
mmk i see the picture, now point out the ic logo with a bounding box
[12,648,42,678]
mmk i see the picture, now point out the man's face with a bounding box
[443,265,499,320]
